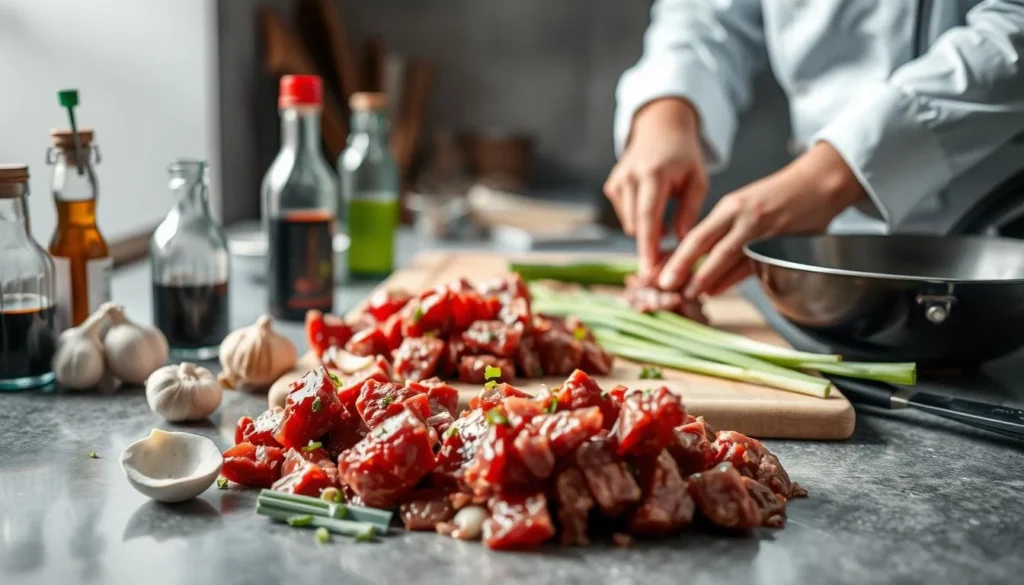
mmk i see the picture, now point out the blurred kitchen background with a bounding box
[0,0,793,255]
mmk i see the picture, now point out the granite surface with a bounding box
[2,232,1023,585]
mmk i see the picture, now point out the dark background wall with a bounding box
[217,0,794,224]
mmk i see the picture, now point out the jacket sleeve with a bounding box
[815,0,1024,227]
[613,0,767,171]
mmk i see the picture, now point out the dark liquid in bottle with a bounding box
[268,211,334,321]
[0,295,57,383]
[152,281,230,349]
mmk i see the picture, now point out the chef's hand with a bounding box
[604,98,708,281]
[658,141,867,298]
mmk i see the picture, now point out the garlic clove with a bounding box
[146,362,223,422]
[322,347,374,375]
[120,429,223,503]
[52,303,113,390]
[104,304,169,386]
[218,314,297,391]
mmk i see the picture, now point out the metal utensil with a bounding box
[744,235,1024,367]
[827,375,1024,441]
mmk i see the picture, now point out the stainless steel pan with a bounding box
[744,235,1024,367]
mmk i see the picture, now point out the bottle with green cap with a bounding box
[47,88,111,330]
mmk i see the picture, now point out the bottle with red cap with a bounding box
[261,74,340,320]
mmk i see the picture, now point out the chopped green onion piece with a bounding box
[483,380,498,390]
[287,514,314,527]
[320,487,344,503]
[413,305,425,323]
[302,441,323,453]
[311,397,323,412]
[573,327,588,341]
[485,407,509,426]
[315,526,330,543]
[444,425,460,439]
[88,451,98,459]
[484,365,502,380]
[217,477,229,490]
[639,365,664,380]
[380,395,395,407]
[327,371,342,386]
[546,396,559,414]
[257,489,393,533]
[355,526,376,542]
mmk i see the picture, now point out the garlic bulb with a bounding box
[218,315,297,390]
[52,304,112,390]
[146,362,222,421]
[102,303,169,385]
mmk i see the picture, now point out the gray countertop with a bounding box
[2,231,1023,585]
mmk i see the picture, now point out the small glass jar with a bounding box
[150,160,230,360]
[0,164,57,390]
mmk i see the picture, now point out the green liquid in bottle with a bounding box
[347,197,399,278]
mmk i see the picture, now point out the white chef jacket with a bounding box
[615,0,1024,234]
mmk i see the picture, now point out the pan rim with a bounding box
[743,234,1024,284]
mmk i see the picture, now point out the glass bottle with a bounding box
[340,92,400,278]
[0,165,57,390]
[46,128,111,330]
[150,160,230,360]
[262,74,338,321]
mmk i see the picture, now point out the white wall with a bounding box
[0,0,218,244]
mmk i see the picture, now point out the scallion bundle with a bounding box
[256,489,392,541]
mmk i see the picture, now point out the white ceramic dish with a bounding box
[120,429,223,503]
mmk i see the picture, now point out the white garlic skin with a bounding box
[103,303,169,385]
[451,506,488,540]
[218,315,297,390]
[146,362,222,422]
[52,304,111,390]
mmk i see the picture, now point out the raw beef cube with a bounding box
[459,355,516,384]
[345,327,389,357]
[535,326,584,376]
[712,430,805,499]
[336,358,391,409]
[272,462,336,498]
[337,409,437,508]
[533,406,604,457]
[469,382,531,411]
[366,288,413,322]
[555,369,621,430]
[743,476,787,528]
[478,274,531,306]
[392,336,446,382]
[462,320,522,357]
[274,368,344,449]
[515,335,544,378]
[465,424,538,494]
[321,405,369,458]
[615,386,687,456]
[356,380,432,429]
[627,450,694,537]
[401,286,452,337]
[668,416,716,476]
[498,297,531,332]
[483,493,555,550]
[572,434,641,517]
[235,407,284,447]
[400,494,455,531]
[221,443,286,488]
[555,467,594,546]
[688,463,762,530]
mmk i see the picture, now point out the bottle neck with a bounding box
[281,106,324,154]
[50,148,98,203]
[350,110,389,141]
[169,164,211,216]
[0,191,31,239]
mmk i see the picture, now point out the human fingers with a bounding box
[635,172,670,280]
[671,171,708,241]
[619,174,639,236]
[704,258,753,297]
[658,198,735,292]
[684,222,751,299]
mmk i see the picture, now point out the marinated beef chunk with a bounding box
[462,320,523,357]
[532,406,605,457]
[337,409,437,508]
[355,380,432,429]
[366,288,413,322]
[623,274,708,323]
[712,430,805,499]
[555,467,594,546]
[534,324,584,377]
[221,443,286,488]
[572,434,641,517]
[413,377,460,417]
[336,358,391,409]
[401,285,453,338]
[498,297,532,331]
[555,369,621,431]
[274,368,345,449]
[392,336,446,382]
[400,496,456,531]
[562,317,615,374]
[627,450,694,537]
[235,407,284,447]
[478,274,531,306]
[515,335,544,378]
[322,405,369,459]
[483,493,555,550]
[434,409,490,486]
[272,462,336,497]
[345,327,390,357]
[464,424,539,495]
[438,337,467,378]
[425,411,456,438]
[503,396,545,431]
[615,387,687,456]
[459,355,516,384]
[469,382,532,411]
[280,446,333,476]
[512,426,556,479]
[742,476,787,528]
[688,463,762,530]
[668,416,716,476]
[346,311,377,334]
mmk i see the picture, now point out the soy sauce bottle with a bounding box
[262,75,338,321]
[0,165,57,391]
[150,160,230,359]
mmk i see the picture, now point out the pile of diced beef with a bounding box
[305,274,614,384]
[222,366,806,550]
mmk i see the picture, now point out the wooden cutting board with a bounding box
[273,251,855,440]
